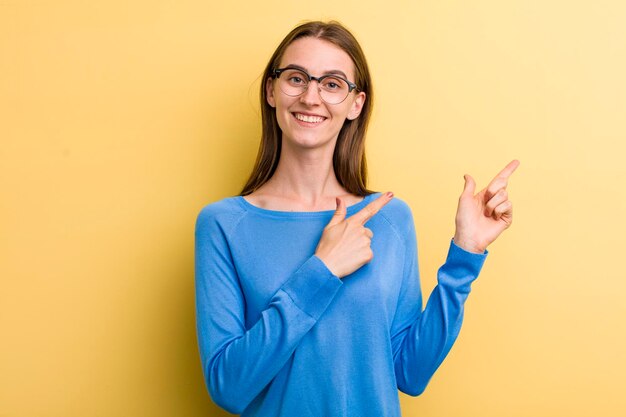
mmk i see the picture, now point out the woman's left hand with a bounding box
[452,160,520,253]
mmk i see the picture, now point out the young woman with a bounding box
[195,20,518,417]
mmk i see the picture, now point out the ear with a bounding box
[347,91,366,120]
[266,77,276,108]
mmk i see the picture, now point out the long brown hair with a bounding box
[239,21,375,197]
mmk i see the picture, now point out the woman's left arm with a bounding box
[391,160,519,395]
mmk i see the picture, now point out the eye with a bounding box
[284,70,308,86]
[321,76,346,92]
[289,76,305,84]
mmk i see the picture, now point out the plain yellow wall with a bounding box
[2,1,625,416]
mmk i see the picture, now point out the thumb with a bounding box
[327,197,346,227]
[462,174,476,197]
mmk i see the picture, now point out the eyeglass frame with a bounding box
[271,67,359,104]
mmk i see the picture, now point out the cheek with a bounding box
[275,111,288,132]
[274,98,291,123]
[332,105,352,123]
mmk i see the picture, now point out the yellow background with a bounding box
[2,1,625,416]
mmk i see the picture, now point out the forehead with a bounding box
[279,37,356,80]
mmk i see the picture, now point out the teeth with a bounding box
[295,113,324,123]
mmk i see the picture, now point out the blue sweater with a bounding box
[195,192,487,416]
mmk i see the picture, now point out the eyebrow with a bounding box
[283,64,350,80]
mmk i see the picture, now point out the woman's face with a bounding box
[266,37,366,151]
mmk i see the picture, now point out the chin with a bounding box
[285,133,336,150]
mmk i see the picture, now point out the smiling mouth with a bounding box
[293,112,326,124]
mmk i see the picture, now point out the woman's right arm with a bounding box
[195,208,342,414]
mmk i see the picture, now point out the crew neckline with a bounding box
[236,192,381,218]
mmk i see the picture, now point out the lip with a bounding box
[291,112,327,126]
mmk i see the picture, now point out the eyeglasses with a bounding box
[271,67,359,105]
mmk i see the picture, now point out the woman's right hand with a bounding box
[315,192,394,278]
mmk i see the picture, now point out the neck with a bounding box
[264,137,346,206]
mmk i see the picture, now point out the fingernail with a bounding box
[386,191,394,198]
[335,197,340,207]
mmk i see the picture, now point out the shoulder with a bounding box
[195,196,247,236]
[380,194,414,223]
[371,192,415,226]
[371,193,416,242]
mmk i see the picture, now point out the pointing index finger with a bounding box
[484,160,520,201]
[496,159,520,180]
[352,192,394,225]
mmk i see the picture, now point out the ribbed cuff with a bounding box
[280,255,343,320]
[437,239,488,291]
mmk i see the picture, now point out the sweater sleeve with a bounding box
[390,208,487,396]
[194,208,343,414]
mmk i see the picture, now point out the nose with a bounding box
[299,80,323,106]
